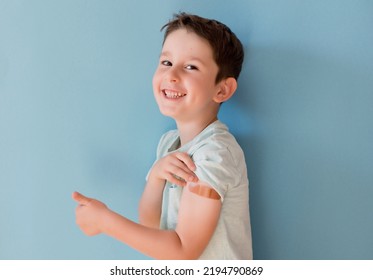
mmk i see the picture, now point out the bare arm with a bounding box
[138,176,165,228]
[73,182,221,259]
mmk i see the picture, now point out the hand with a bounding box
[149,152,198,187]
[72,191,109,236]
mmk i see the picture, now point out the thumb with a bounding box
[72,191,91,206]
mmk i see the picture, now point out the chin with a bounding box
[159,109,177,119]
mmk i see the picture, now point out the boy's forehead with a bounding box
[161,29,214,58]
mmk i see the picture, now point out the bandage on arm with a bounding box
[188,182,221,200]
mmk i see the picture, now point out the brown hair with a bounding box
[161,12,244,83]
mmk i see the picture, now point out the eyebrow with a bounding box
[159,51,208,66]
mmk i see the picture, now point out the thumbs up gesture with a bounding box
[72,191,109,236]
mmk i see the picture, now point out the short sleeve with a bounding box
[192,145,240,202]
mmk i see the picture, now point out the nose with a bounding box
[165,67,180,83]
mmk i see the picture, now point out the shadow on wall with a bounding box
[222,46,373,259]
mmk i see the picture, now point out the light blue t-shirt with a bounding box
[152,120,252,259]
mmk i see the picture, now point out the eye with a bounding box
[185,64,198,70]
[161,60,172,66]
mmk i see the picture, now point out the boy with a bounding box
[73,13,252,260]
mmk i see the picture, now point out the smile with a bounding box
[163,89,186,99]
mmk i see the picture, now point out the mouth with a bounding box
[162,89,187,99]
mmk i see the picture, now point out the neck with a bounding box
[176,116,218,147]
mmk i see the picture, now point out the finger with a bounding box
[168,158,198,182]
[165,173,188,187]
[72,191,91,206]
[171,153,198,179]
[174,152,196,171]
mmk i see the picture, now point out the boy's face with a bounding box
[153,28,223,123]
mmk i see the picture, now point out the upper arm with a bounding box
[174,182,222,259]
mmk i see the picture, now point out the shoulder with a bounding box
[191,121,244,165]
[156,129,179,158]
[189,121,247,196]
[159,129,178,146]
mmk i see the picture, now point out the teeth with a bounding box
[164,90,186,98]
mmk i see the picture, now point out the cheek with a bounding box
[152,75,157,92]
[152,73,162,103]
[152,70,162,91]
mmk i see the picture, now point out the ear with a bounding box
[213,77,238,103]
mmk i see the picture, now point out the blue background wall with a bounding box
[0,0,372,259]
